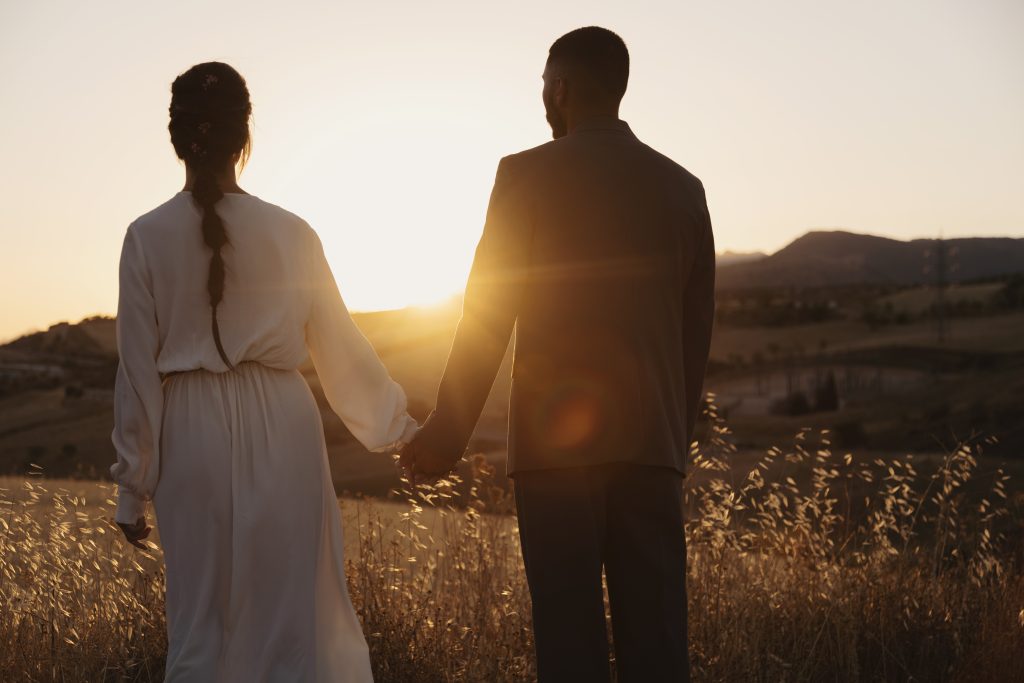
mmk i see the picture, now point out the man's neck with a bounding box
[566,109,622,134]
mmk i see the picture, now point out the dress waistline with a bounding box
[161,360,267,380]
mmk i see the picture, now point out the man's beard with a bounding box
[544,99,567,139]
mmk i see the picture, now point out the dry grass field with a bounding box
[2,404,1022,682]
[709,309,1024,360]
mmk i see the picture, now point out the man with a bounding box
[401,26,715,682]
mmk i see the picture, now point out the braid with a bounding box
[167,62,252,371]
[192,167,233,369]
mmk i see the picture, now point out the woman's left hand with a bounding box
[117,516,152,550]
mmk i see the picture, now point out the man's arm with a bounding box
[683,181,716,446]
[408,157,530,470]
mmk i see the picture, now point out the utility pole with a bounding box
[924,231,951,346]
[935,237,948,345]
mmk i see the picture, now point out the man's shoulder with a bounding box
[497,138,564,172]
[635,140,705,192]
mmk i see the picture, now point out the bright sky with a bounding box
[1,0,1022,342]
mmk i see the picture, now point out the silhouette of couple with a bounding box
[112,26,714,682]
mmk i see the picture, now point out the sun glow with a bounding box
[1,0,1022,342]
[256,111,513,314]
[228,66,544,316]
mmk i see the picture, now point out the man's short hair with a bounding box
[548,27,630,102]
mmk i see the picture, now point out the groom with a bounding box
[401,26,714,682]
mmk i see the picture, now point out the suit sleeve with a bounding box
[304,229,418,452]
[683,181,716,445]
[419,157,529,458]
[110,224,164,524]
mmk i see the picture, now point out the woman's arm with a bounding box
[304,229,418,452]
[109,224,164,526]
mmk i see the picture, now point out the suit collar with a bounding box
[569,117,634,136]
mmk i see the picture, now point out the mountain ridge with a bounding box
[716,230,1024,290]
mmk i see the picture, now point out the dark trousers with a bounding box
[513,463,689,683]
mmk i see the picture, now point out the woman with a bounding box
[111,62,416,681]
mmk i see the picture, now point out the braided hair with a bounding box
[168,62,252,370]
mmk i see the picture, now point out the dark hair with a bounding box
[168,62,252,369]
[548,27,630,103]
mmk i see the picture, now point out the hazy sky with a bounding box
[2,0,1022,342]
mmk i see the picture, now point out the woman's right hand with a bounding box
[117,516,152,550]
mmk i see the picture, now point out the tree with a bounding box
[815,371,839,412]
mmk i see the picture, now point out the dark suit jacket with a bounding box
[417,118,715,475]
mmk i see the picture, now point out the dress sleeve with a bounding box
[110,224,164,524]
[304,230,418,452]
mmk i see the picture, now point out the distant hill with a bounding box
[717,250,766,267]
[716,231,1024,291]
[3,316,116,360]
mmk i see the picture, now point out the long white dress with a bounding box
[110,190,416,682]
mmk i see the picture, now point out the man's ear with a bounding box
[554,77,568,108]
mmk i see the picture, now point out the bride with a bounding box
[110,61,417,681]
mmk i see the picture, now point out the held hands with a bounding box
[398,428,461,486]
[117,516,152,550]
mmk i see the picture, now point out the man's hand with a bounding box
[399,430,460,486]
[117,516,152,550]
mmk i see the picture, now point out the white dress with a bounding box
[110,191,417,682]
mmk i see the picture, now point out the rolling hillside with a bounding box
[717,231,1024,290]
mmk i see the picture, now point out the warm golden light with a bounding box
[1,1,1022,342]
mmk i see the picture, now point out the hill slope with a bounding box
[717,231,1024,290]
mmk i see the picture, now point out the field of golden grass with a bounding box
[1,407,1022,681]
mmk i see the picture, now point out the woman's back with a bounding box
[114,189,415,515]
[126,190,319,374]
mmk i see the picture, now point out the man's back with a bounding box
[422,118,715,476]
[502,118,715,473]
